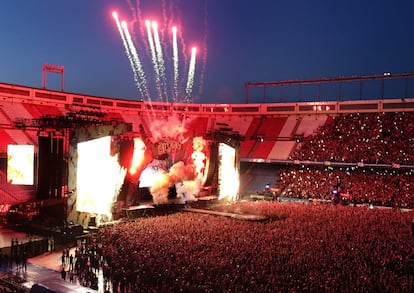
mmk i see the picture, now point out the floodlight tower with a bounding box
[42,63,65,91]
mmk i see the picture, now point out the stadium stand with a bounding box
[4,129,34,145]
[213,116,254,137]
[1,102,33,121]
[22,103,43,119]
[277,115,299,138]
[0,81,413,210]
[0,79,413,292]
[290,112,414,164]
[267,140,296,160]
[0,129,14,153]
[295,115,327,137]
[34,105,63,117]
[0,109,12,125]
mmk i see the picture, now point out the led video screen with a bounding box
[7,144,34,185]
[76,136,126,215]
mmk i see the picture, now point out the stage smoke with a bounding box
[150,161,196,204]
[149,114,187,142]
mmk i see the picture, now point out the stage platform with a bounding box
[0,227,44,250]
[184,208,269,221]
[121,196,220,220]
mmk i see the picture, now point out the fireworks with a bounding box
[172,26,179,102]
[185,47,197,103]
[109,7,216,204]
[145,19,162,100]
[112,10,200,104]
[121,20,149,100]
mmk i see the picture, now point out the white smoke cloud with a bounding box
[149,115,187,142]
[176,180,200,202]
[150,161,196,204]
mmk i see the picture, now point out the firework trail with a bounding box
[113,12,146,100]
[145,20,163,100]
[125,0,146,43]
[172,26,179,102]
[117,0,206,104]
[152,21,169,103]
[185,47,197,102]
[121,21,150,101]
[198,0,209,97]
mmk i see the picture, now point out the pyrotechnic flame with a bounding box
[110,6,211,204]
[129,137,146,175]
[192,136,206,180]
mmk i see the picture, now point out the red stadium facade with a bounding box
[0,73,413,226]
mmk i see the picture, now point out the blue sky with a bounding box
[0,0,413,104]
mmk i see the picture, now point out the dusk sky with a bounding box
[0,0,413,104]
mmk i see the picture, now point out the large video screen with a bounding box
[7,144,34,185]
[76,136,126,215]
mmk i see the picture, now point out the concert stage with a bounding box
[121,196,221,220]
[123,204,155,219]
[184,208,269,221]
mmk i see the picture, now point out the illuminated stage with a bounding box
[122,204,155,219]
[4,108,243,229]
[62,120,242,228]
[121,196,220,219]
[119,195,270,222]
[184,207,269,221]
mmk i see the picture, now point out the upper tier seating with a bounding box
[290,112,414,165]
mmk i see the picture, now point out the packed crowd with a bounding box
[278,111,414,208]
[290,112,414,165]
[59,246,99,290]
[276,165,414,208]
[61,202,413,292]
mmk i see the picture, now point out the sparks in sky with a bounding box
[121,20,149,100]
[112,10,200,104]
[110,8,208,205]
[185,46,197,103]
[172,26,179,102]
[112,11,145,98]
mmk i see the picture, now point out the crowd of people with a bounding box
[59,202,413,292]
[275,111,414,208]
[290,112,414,164]
[57,110,414,292]
[0,237,47,273]
[59,246,99,290]
[276,165,414,208]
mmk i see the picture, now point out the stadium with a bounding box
[0,70,413,292]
